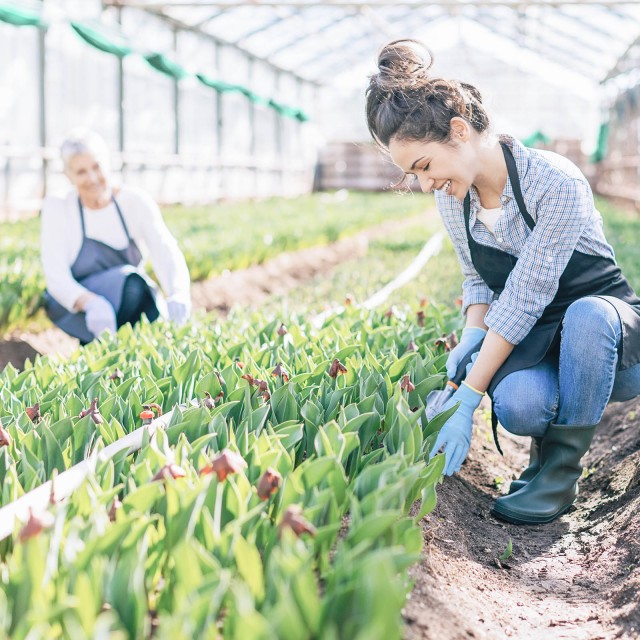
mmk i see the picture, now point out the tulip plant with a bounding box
[0,302,459,639]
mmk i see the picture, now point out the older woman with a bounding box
[41,130,191,344]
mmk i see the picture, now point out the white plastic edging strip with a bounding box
[312,231,444,327]
[0,409,175,542]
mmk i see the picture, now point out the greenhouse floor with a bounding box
[405,394,640,640]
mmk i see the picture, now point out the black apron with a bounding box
[464,143,640,452]
[45,196,157,343]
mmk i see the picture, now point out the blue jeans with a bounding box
[494,296,640,436]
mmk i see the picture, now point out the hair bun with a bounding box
[376,39,434,92]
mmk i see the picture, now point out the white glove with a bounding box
[167,294,191,326]
[84,295,117,338]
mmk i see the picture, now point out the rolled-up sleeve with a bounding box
[485,177,592,344]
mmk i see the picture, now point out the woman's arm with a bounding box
[465,330,515,393]
[127,189,191,300]
[465,303,489,330]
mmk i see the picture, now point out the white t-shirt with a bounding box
[40,186,191,312]
[476,205,504,236]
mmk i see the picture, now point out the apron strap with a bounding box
[500,143,536,231]
[112,196,133,242]
[491,404,504,456]
[77,197,87,238]
[77,195,132,241]
[463,142,536,235]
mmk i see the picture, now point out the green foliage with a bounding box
[0,192,428,332]
[0,304,459,639]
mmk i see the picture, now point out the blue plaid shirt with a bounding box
[435,134,615,345]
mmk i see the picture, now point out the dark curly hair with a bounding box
[366,39,490,149]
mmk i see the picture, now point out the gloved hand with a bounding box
[429,381,484,476]
[446,326,487,380]
[84,295,117,338]
[167,294,191,326]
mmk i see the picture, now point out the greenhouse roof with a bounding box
[105,0,640,88]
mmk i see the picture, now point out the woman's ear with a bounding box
[450,117,469,142]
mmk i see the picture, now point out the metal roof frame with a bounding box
[104,0,640,88]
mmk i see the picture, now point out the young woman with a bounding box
[365,40,640,524]
[41,130,191,344]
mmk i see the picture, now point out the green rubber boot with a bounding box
[508,437,542,494]
[492,422,597,525]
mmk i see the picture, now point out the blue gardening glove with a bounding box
[84,295,117,338]
[446,327,487,380]
[466,351,479,378]
[429,382,484,476]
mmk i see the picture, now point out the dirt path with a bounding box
[404,396,640,640]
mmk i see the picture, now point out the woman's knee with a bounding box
[117,274,155,325]
[493,374,558,437]
[563,296,622,343]
[121,274,150,303]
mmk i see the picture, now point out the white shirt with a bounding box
[40,186,191,312]
[476,205,504,236]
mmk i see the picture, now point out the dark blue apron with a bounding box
[464,143,640,451]
[44,195,157,343]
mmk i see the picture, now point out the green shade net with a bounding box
[0,1,45,27]
[522,130,550,148]
[197,74,310,121]
[196,73,241,93]
[144,53,189,80]
[70,20,133,57]
[590,122,609,164]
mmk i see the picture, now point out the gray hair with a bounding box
[60,129,110,170]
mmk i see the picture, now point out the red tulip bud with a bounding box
[108,368,124,381]
[257,468,282,501]
[108,497,123,521]
[152,463,187,482]
[417,310,426,327]
[200,449,247,482]
[26,402,41,423]
[277,323,288,336]
[18,508,54,543]
[400,374,416,393]
[405,340,418,353]
[79,398,103,425]
[278,505,316,537]
[202,392,216,409]
[271,363,289,382]
[328,358,347,378]
[0,425,12,448]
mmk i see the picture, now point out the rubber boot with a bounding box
[491,422,597,525]
[508,437,542,494]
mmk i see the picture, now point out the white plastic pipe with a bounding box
[0,409,175,542]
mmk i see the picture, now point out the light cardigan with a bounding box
[40,185,191,313]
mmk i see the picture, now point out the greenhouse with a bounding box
[0,0,640,638]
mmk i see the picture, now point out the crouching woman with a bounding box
[365,40,640,524]
[41,130,191,344]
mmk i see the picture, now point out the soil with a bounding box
[3,211,640,639]
[404,395,640,640]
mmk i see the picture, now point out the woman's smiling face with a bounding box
[388,118,478,200]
